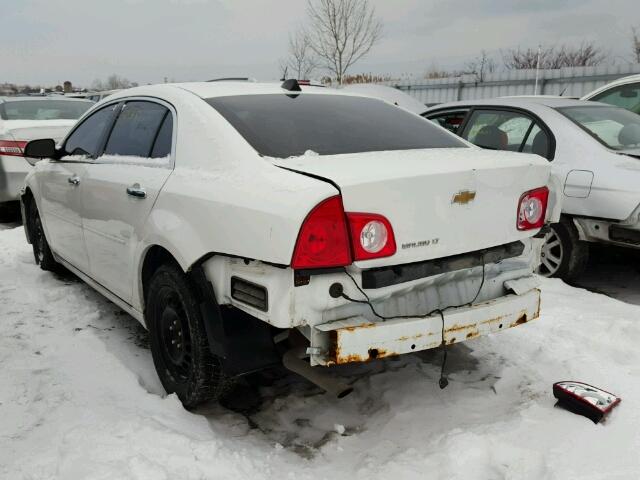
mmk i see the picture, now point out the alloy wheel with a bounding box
[538,228,563,277]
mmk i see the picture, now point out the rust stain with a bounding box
[397,333,426,342]
[341,322,376,332]
[480,314,507,326]
[446,323,472,333]
[335,347,397,364]
[510,313,528,328]
[466,330,479,339]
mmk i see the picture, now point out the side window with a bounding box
[591,84,640,114]
[150,112,173,158]
[462,110,533,152]
[426,110,468,134]
[63,104,118,157]
[521,124,551,158]
[104,101,168,158]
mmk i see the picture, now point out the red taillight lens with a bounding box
[291,196,352,269]
[347,212,396,261]
[517,187,549,230]
[0,140,27,157]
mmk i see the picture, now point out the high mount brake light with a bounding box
[292,196,397,269]
[517,187,549,231]
[0,140,27,157]
[347,213,396,261]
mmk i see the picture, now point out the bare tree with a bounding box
[560,43,606,67]
[91,74,133,91]
[280,29,319,79]
[465,50,497,82]
[503,43,605,70]
[632,27,640,63]
[306,0,383,84]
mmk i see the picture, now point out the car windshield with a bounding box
[558,105,640,150]
[206,94,465,158]
[0,99,93,121]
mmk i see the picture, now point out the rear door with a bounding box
[81,99,174,303]
[37,103,119,271]
[459,108,554,160]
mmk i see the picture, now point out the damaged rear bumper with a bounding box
[309,278,540,366]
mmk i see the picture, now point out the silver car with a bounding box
[0,97,92,219]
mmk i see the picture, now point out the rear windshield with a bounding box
[557,105,640,150]
[0,99,93,121]
[206,94,465,158]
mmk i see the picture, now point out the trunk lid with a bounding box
[273,148,552,268]
[1,119,76,143]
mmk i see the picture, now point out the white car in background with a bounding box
[582,74,640,115]
[0,97,92,220]
[424,97,640,280]
[21,81,559,408]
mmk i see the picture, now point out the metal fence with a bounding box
[381,64,640,105]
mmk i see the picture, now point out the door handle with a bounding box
[67,175,80,186]
[126,183,146,199]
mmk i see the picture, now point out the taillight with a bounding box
[517,187,549,230]
[291,196,352,269]
[347,213,396,261]
[0,140,27,157]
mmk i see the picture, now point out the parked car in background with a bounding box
[424,97,640,281]
[85,89,122,102]
[582,74,640,114]
[0,97,92,220]
[20,81,559,408]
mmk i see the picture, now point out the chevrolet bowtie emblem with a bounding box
[452,190,476,205]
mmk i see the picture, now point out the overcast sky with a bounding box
[1,0,637,87]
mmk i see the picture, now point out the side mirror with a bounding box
[24,138,56,165]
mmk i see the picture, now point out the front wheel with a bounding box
[29,202,60,272]
[146,263,230,408]
[538,219,589,281]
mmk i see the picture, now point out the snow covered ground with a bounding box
[1,223,639,479]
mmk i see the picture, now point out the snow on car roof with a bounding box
[102,81,374,103]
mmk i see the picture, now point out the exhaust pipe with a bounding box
[282,347,354,398]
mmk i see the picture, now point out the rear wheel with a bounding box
[538,218,589,281]
[29,202,60,272]
[146,263,230,408]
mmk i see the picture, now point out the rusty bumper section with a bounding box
[310,287,540,366]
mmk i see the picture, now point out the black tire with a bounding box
[146,263,230,408]
[29,202,60,272]
[538,218,589,281]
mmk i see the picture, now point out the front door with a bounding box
[81,100,174,304]
[38,103,120,271]
[37,160,89,270]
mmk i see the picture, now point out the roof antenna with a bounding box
[281,79,302,92]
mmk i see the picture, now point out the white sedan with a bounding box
[582,74,640,115]
[21,81,558,407]
[0,97,92,220]
[424,97,640,280]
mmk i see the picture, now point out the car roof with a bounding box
[425,96,608,112]
[339,84,428,115]
[106,81,370,102]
